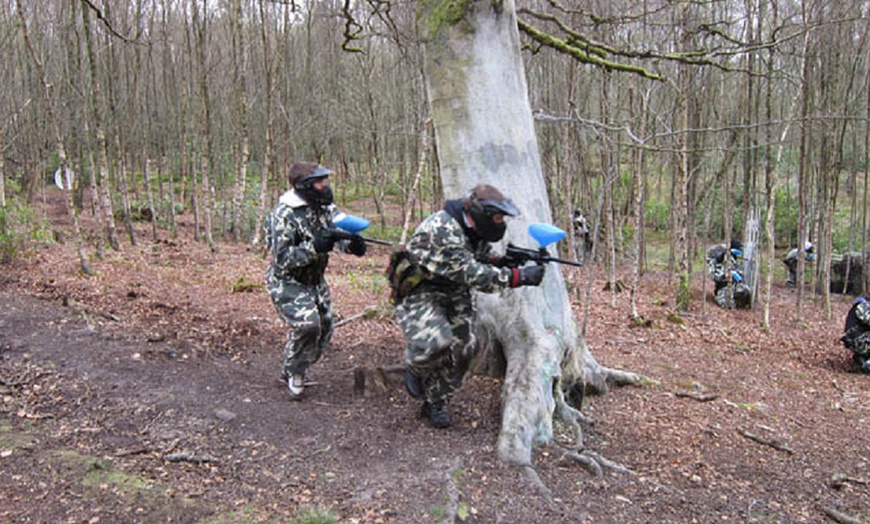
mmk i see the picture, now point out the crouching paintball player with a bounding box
[387,184,546,428]
[841,296,870,373]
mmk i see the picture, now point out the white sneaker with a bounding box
[287,373,305,398]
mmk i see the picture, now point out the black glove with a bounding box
[347,234,367,257]
[313,235,336,253]
[511,265,546,288]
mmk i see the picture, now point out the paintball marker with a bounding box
[504,223,584,268]
[327,213,393,246]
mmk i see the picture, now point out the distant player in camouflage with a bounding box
[841,296,870,372]
[264,162,367,399]
[783,241,814,287]
[706,238,751,309]
[389,184,546,428]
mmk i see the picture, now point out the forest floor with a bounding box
[1,188,869,524]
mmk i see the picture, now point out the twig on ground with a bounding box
[737,428,793,454]
[830,473,869,489]
[115,445,163,457]
[335,307,376,328]
[821,506,868,524]
[675,391,720,402]
[163,452,219,464]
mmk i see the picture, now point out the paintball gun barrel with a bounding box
[505,244,584,268]
[505,222,583,268]
[330,213,393,246]
[325,228,393,246]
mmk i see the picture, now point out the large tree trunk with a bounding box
[419,0,637,467]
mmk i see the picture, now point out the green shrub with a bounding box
[0,200,54,263]
[645,197,670,231]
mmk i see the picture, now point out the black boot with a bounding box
[421,401,451,428]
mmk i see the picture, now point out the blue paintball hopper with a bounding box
[731,248,743,257]
[529,223,567,248]
[732,271,743,283]
[334,213,370,234]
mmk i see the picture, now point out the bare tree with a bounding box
[15,0,91,275]
[419,0,640,477]
[82,2,120,252]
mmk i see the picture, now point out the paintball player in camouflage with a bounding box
[389,184,546,428]
[841,296,870,373]
[705,239,751,309]
[783,241,814,287]
[264,162,367,399]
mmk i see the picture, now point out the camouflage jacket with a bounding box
[706,244,739,284]
[403,202,514,295]
[264,189,343,285]
[843,298,870,348]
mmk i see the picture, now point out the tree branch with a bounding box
[79,0,138,44]
[516,19,663,80]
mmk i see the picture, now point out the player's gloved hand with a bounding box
[511,265,545,288]
[313,235,336,253]
[347,234,367,257]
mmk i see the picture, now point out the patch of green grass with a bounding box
[229,277,262,293]
[291,506,339,524]
[427,506,447,520]
[0,419,35,449]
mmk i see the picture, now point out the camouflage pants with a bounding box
[784,258,798,284]
[849,330,870,355]
[714,283,751,309]
[846,330,870,371]
[266,269,333,378]
[395,288,476,407]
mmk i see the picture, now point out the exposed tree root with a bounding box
[553,382,590,449]
[555,447,635,477]
[552,381,634,477]
[601,366,644,387]
[519,464,553,501]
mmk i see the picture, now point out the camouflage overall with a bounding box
[842,298,870,371]
[264,190,342,379]
[394,206,516,407]
[706,243,751,309]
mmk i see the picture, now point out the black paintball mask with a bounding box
[294,165,334,208]
[464,185,519,243]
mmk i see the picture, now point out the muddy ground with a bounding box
[1,190,868,523]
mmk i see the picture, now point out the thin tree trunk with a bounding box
[143,156,158,241]
[252,0,275,248]
[796,23,812,321]
[82,4,120,251]
[230,0,249,242]
[193,0,214,251]
[16,0,91,275]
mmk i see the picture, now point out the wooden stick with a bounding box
[737,428,793,454]
[675,391,720,402]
